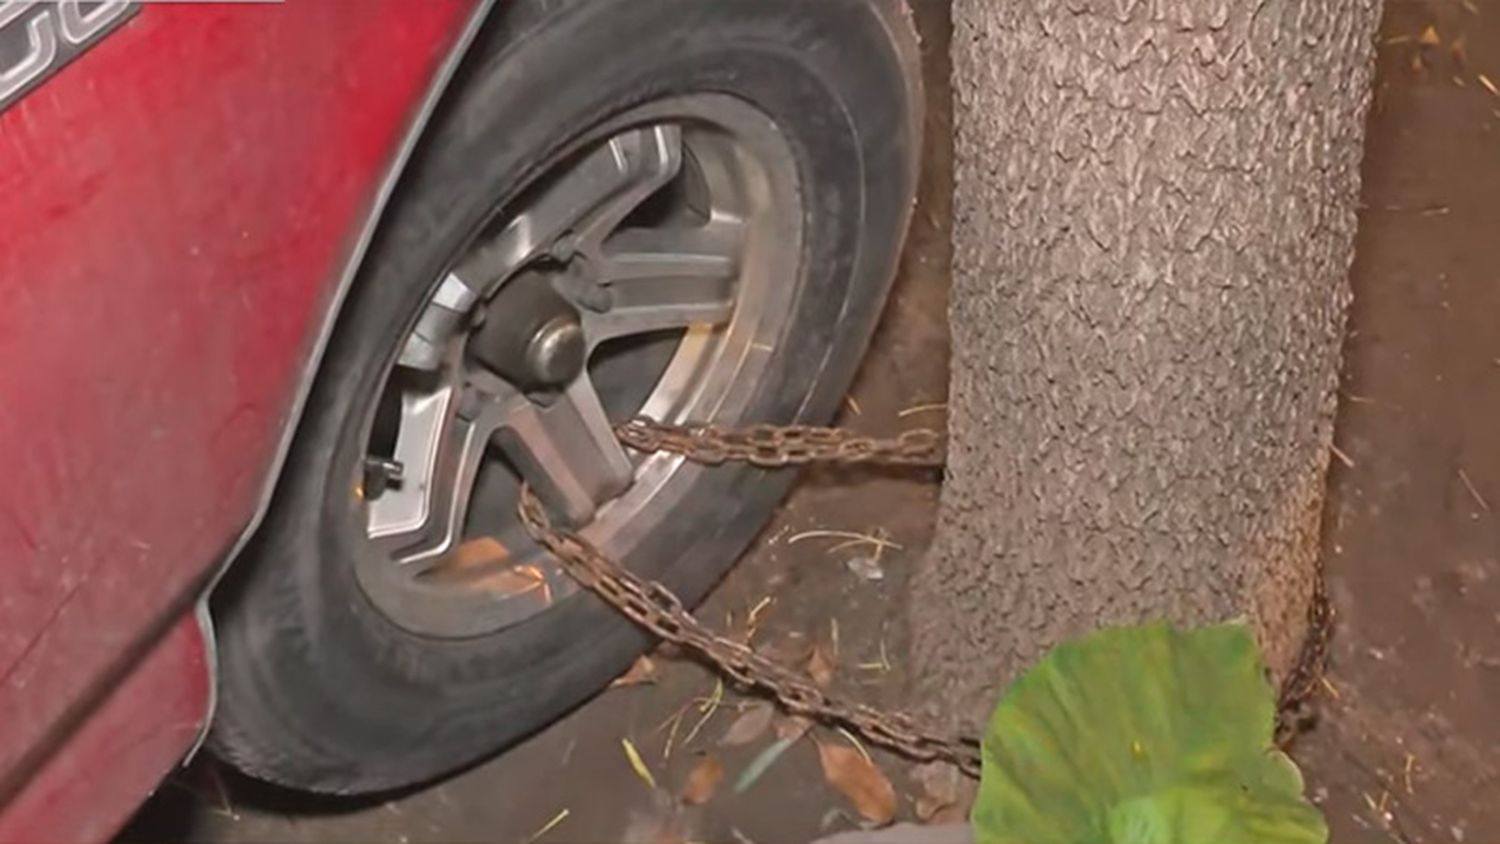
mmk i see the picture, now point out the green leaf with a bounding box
[972,622,1327,844]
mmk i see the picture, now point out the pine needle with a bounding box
[525,809,570,844]
[837,727,873,764]
[621,738,658,790]
[787,529,903,551]
[898,402,947,418]
[684,679,724,745]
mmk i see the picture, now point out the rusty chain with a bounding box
[614,417,947,469]
[518,417,1332,780]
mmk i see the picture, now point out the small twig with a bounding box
[836,726,873,764]
[1330,443,1356,469]
[747,596,774,630]
[1320,675,1342,700]
[662,705,686,760]
[1459,468,1490,512]
[898,402,948,418]
[1361,203,1451,216]
[788,529,903,551]
[683,679,724,745]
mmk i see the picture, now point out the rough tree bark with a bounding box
[913,0,1381,724]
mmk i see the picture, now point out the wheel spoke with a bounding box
[583,278,735,346]
[599,221,742,283]
[582,222,742,344]
[368,383,511,567]
[464,125,684,285]
[494,372,635,526]
[572,125,685,252]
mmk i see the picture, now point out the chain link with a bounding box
[518,417,1332,780]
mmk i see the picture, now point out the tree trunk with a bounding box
[913,0,1381,725]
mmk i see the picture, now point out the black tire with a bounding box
[209,0,921,794]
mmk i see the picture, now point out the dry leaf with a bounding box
[446,536,510,570]
[1419,24,1441,47]
[912,760,961,822]
[1452,34,1469,69]
[816,741,897,825]
[929,804,970,826]
[808,644,837,688]
[734,737,796,794]
[763,631,811,666]
[914,794,953,823]
[611,655,658,688]
[775,715,813,743]
[680,754,724,805]
[621,790,693,844]
[719,703,775,746]
[845,554,885,582]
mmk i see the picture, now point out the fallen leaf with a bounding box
[680,754,724,805]
[621,737,658,790]
[446,536,510,570]
[611,655,658,688]
[845,554,885,582]
[915,793,954,823]
[775,715,814,743]
[1452,34,1469,69]
[1419,24,1441,47]
[763,631,811,666]
[734,737,796,794]
[912,761,961,822]
[816,741,897,825]
[808,644,837,688]
[621,790,692,844]
[929,803,969,826]
[720,703,775,747]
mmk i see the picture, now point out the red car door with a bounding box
[0,1,487,838]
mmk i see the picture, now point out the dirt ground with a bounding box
[118,0,1500,841]
[1296,1,1500,841]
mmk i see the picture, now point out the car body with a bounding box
[0,1,489,838]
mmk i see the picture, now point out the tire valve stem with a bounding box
[362,457,406,500]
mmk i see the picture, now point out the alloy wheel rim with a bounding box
[353,95,803,637]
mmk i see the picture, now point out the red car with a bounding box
[0,1,921,839]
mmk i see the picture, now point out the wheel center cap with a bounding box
[524,315,587,387]
[468,269,590,391]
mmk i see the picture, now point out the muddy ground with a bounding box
[120,0,1500,841]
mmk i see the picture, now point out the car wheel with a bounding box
[209,0,921,794]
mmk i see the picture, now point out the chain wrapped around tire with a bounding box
[518,418,1332,779]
